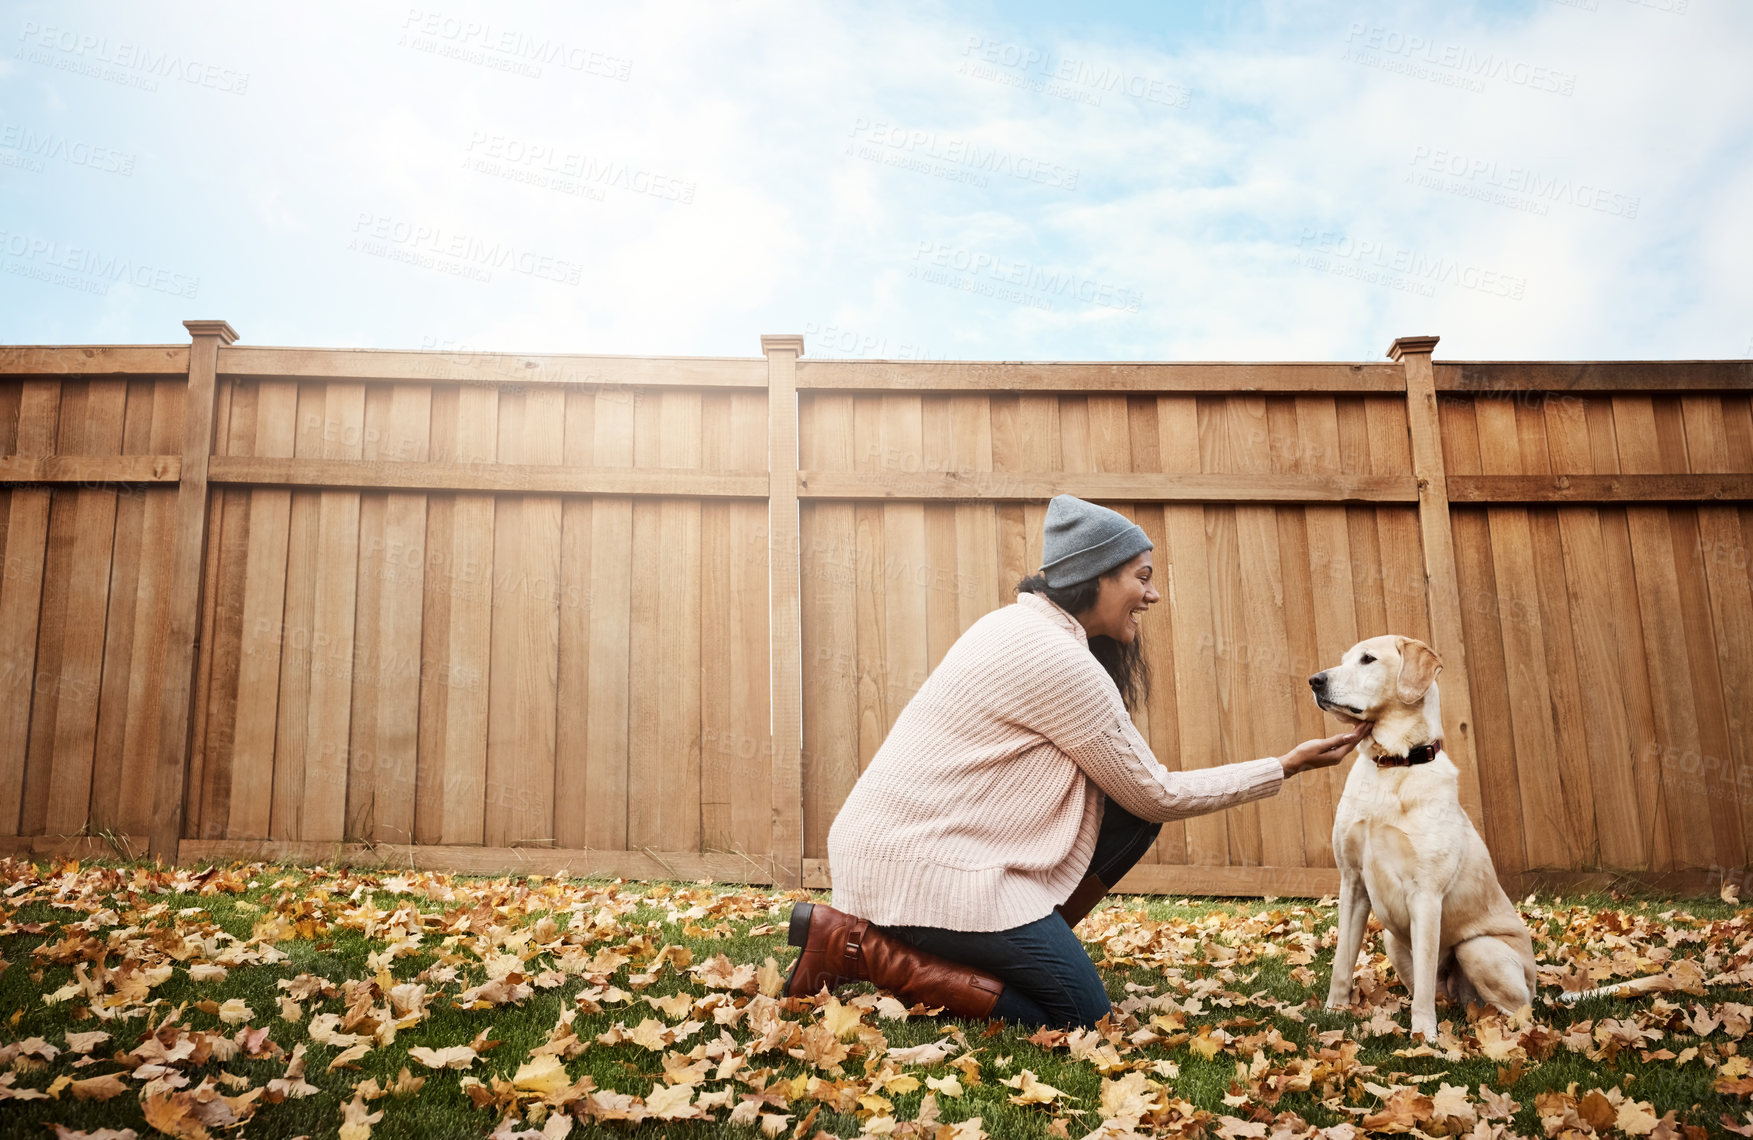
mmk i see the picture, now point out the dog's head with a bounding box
[1308,635,1443,753]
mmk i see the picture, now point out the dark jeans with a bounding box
[879,795,1161,1028]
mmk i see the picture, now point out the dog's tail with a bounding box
[1554,958,1708,1004]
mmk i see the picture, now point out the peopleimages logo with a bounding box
[1343,23,1577,95]
[15,20,250,94]
[398,9,631,81]
[1408,146,1639,219]
[848,119,1079,190]
[348,213,584,286]
[911,242,1142,312]
[1292,229,1527,301]
[0,122,135,175]
[0,230,200,298]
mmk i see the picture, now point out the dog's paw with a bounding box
[1409,1017,1440,1041]
[1323,992,1352,1012]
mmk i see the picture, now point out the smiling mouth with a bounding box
[1315,695,1367,718]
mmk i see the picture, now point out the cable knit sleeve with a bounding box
[1041,648,1285,824]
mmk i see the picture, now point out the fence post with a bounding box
[148,320,235,862]
[1391,334,1486,832]
[761,335,806,890]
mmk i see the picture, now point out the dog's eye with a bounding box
[1359,654,1375,664]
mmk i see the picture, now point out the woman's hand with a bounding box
[1277,724,1371,777]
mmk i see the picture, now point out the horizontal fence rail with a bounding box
[0,327,1748,898]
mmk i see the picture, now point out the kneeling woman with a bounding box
[785,494,1366,1028]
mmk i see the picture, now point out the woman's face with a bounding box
[1080,551,1160,644]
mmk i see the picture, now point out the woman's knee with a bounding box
[1033,978,1111,1028]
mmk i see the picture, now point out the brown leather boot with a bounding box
[782,901,866,997]
[1053,872,1110,930]
[783,902,1006,1020]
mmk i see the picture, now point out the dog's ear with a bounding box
[1395,638,1444,703]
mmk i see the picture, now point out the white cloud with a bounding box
[0,0,1747,360]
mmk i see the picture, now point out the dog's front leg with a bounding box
[1408,892,1443,1040]
[1325,871,1372,1011]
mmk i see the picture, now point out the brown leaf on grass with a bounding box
[1099,1070,1164,1126]
[66,1072,131,1101]
[407,1044,480,1070]
[1477,1084,1519,1121]
[326,1041,372,1072]
[511,1055,571,1096]
[264,1043,319,1100]
[887,1038,958,1066]
[338,1090,383,1140]
[62,1030,111,1055]
[140,1094,211,1140]
[48,1127,140,1140]
[819,995,864,1041]
[1577,1089,1619,1131]
[646,992,695,1020]
[456,975,534,1007]
[1002,1069,1068,1106]
[1359,1087,1433,1133]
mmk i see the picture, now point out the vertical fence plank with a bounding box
[1230,394,1303,870]
[729,390,773,864]
[1545,395,1646,868]
[920,397,960,673]
[0,382,58,835]
[1514,401,1598,864]
[486,387,564,847]
[1393,338,1488,836]
[1296,395,1356,868]
[657,390,703,850]
[301,383,365,841]
[370,384,431,843]
[1158,395,1227,868]
[1615,394,1713,869]
[229,381,296,839]
[949,395,999,627]
[763,335,804,889]
[584,387,632,852]
[801,393,859,864]
[554,388,596,850]
[625,394,665,850]
[1586,398,1670,868]
[149,321,233,860]
[89,381,156,839]
[43,380,125,835]
[20,382,85,837]
[701,391,735,854]
[444,389,496,845]
[347,386,392,841]
[271,388,323,840]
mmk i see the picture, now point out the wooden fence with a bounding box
[0,324,1748,896]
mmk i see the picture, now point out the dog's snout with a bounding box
[1309,672,1328,692]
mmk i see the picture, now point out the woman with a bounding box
[784,494,1368,1028]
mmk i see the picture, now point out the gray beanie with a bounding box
[1039,494,1153,587]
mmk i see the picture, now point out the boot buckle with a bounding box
[843,922,868,962]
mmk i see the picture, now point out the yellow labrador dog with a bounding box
[1309,635,1536,1039]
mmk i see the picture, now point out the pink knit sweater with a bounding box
[826,591,1286,932]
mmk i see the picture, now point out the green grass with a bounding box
[0,860,1748,1139]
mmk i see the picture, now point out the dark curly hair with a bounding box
[1014,568,1152,714]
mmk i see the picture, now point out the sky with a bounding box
[1,0,1748,362]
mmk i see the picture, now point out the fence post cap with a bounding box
[183,320,239,345]
[761,334,805,355]
[1387,335,1439,360]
